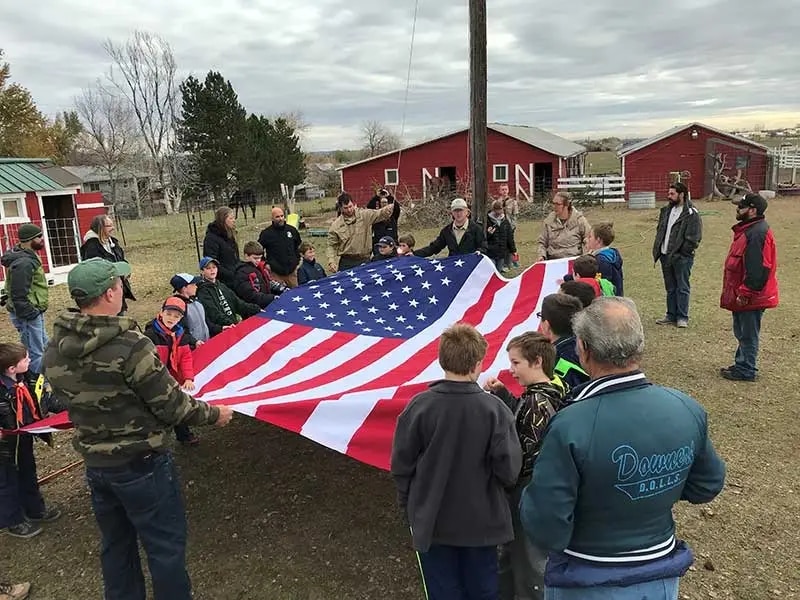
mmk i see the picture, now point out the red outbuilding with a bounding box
[619,122,771,201]
[339,123,587,204]
[0,158,107,283]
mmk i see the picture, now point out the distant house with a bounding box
[618,122,771,200]
[338,123,587,204]
[62,165,153,205]
[0,158,106,283]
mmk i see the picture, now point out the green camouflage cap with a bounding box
[68,258,131,300]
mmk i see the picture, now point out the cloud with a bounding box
[1,0,797,151]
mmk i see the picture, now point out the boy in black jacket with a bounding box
[0,343,64,539]
[485,332,568,600]
[370,236,398,262]
[391,323,521,599]
[233,242,287,309]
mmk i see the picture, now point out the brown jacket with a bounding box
[536,208,590,260]
[327,204,394,267]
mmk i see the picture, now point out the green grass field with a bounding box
[1,197,798,599]
[585,151,621,175]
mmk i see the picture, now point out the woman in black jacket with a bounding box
[80,214,136,314]
[202,206,240,287]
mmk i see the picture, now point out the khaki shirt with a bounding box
[536,208,590,261]
[327,204,394,268]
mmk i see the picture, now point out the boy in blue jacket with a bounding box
[391,323,521,600]
[587,222,624,296]
[297,242,327,285]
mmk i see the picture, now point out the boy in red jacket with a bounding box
[144,297,199,445]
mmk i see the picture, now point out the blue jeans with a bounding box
[418,544,498,600]
[732,309,764,378]
[86,452,191,600]
[545,577,679,599]
[9,312,48,374]
[0,434,45,528]
[660,255,694,322]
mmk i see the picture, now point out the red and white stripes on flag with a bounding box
[24,256,572,471]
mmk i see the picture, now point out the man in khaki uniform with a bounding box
[327,192,395,272]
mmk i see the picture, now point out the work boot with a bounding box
[0,582,31,600]
[719,367,755,382]
[5,520,41,539]
[655,317,676,325]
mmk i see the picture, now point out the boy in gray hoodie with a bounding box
[391,323,521,599]
[170,273,210,345]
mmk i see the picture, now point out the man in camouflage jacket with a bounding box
[43,258,234,600]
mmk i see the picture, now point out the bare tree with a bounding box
[279,110,310,133]
[75,80,139,214]
[360,120,401,158]
[104,31,179,213]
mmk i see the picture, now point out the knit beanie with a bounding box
[18,223,43,243]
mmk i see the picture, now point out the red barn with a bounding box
[0,158,107,283]
[619,122,771,201]
[339,123,587,204]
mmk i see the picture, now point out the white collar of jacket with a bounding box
[571,371,648,403]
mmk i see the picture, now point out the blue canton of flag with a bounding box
[263,255,482,339]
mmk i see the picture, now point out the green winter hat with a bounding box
[68,258,131,301]
[17,223,43,243]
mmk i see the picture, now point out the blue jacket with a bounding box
[297,258,326,285]
[520,371,725,586]
[594,247,624,296]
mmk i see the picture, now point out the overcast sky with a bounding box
[2,0,798,151]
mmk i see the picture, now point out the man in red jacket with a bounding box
[719,193,779,382]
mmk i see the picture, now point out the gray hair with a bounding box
[572,297,644,367]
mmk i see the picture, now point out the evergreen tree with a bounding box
[237,114,305,195]
[179,71,246,200]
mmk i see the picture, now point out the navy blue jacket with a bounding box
[520,372,725,575]
[297,258,326,285]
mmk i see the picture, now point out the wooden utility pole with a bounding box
[469,0,488,224]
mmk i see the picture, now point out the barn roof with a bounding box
[618,122,770,157]
[339,123,586,170]
[489,123,586,158]
[0,159,65,194]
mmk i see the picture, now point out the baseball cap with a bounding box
[377,236,395,247]
[161,296,186,315]
[199,256,219,269]
[733,193,767,215]
[170,272,202,291]
[450,197,468,210]
[68,258,131,301]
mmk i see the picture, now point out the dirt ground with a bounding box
[1,198,799,599]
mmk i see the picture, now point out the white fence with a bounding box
[776,146,800,168]
[557,176,626,203]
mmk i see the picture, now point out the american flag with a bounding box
[25,255,571,470]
